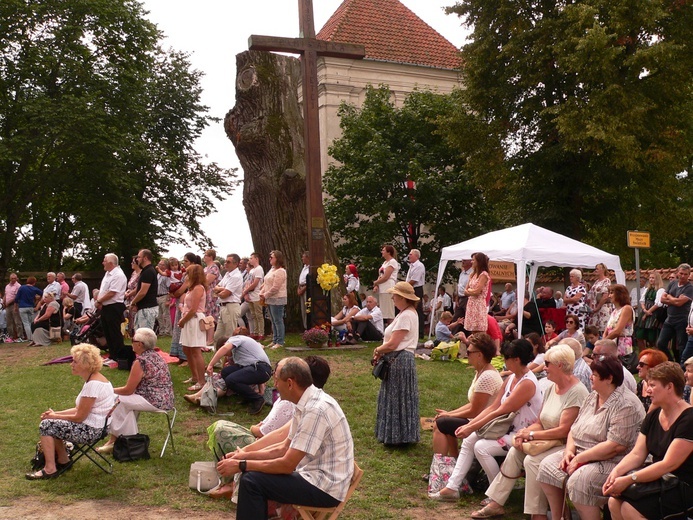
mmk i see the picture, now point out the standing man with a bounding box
[95,253,129,366]
[243,252,265,341]
[43,272,61,299]
[406,249,426,337]
[16,276,43,341]
[218,357,354,519]
[56,272,70,301]
[298,251,310,330]
[214,254,244,341]
[155,259,172,336]
[452,259,473,324]
[130,249,159,330]
[67,273,89,318]
[3,273,24,341]
[656,263,693,361]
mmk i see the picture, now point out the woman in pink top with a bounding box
[259,250,287,350]
[179,264,207,391]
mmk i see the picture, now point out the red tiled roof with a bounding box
[317,0,462,70]
[536,268,679,284]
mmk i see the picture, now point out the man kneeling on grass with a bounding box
[217,357,354,519]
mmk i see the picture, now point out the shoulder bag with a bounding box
[199,315,215,332]
[371,350,402,380]
[621,472,680,501]
[476,411,517,440]
[188,461,220,493]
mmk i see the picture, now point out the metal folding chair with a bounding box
[70,402,118,474]
[141,407,177,457]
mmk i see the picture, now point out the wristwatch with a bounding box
[631,472,638,482]
[239,460,247,473]
[529,431,534,441]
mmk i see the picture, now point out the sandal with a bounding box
[470,503,505,519]
[25,469,59,480]
[184,395,201,406]
[187,383,203,392]
[182,377,195,384]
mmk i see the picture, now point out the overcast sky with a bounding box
[140,0,468,259]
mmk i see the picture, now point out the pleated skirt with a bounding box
[375,350,420,445]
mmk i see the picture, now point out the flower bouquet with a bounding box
[302,325,330,348]
[316,263,340,294]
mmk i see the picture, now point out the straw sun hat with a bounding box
[386,281,420,302]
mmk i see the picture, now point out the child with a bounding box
[543,320,557,345]
[435,311,466,343]
[583,325,599,359]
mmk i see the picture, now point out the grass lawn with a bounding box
[0,335,527,519]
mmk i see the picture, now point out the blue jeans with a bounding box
[680,335,693,367]
[268,304,285,346]
[220,362,271,402]
[237,471,339,520]
[656,320,688,361]
[19,307,35,340]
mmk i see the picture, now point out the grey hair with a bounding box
[594,338,618,356]
[678,263,691,272]
[133,327,157,350]
[277,357,313,388]
[569,269,582,281]
[104,253,119,266]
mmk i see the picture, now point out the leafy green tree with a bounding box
[444,0,692,266]
[323,86,494,286]
[0,0,236,276]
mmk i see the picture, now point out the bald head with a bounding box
[593,338,618,356]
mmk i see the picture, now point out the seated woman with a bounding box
[62,297,76,335]
[96,328,173,453]
[330,293,360,342]
[429,339,543,500]
[26,344,115,479]
[546,314,585,349]
[472,344,589,519]
[537,355,645,519]
[433,333,503,457]
[635,348,668,412]
[29,292,60,347]
[605,362,693,520]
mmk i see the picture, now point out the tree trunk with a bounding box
[224,50,341,330]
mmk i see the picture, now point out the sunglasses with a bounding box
[566,320,575,324]
[637,361,650,368]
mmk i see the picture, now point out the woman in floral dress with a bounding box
[588,263,612,335]
[464,252,490,333]
[203,249,222,345]
[564,269,588,330]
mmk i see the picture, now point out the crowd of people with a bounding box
[11,249,693,518]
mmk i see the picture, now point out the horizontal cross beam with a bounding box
[249,35,366,59]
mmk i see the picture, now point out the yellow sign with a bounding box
[490,261,515,282]
[627,231,650,249]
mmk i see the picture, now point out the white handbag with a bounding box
[188,461,220,494]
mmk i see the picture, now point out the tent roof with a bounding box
[440,223,622,270]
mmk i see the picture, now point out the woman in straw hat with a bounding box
[372,281,420,446]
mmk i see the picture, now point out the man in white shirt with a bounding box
[43,272,61,299]
[67,273,89,318]
[406,249,426,337]
[214,254,244,341]
[453,259,473,322]
[297,251,310,330]
[95,253,129,367]
[243,252,265,339]
[218,357,354,519]
[351,296,384,341]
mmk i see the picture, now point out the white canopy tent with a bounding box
[434,223,625,334]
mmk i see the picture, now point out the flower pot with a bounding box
[306,340,327,349]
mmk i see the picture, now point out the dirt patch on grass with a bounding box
[0,497,215,520]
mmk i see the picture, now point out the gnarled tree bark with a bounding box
[225,50,340,330]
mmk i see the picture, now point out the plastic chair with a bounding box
[141,407,177,457]
[70,403,118,474]
[293,461,363,520]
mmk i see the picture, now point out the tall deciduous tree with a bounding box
[0,0,236,276]
[445,0,692,265]
[324,85,493,286]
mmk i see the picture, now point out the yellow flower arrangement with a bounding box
[316,263,340,293]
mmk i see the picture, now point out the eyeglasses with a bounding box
[565,320,575,324]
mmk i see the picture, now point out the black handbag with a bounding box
[113,433,151,462]
[371,351,402,380]
[621,472,680,501]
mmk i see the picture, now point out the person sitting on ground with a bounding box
[546,314,585,349]
[29,292,61,347]
[429,339,544,501]
[96,327,174,454]
[432,333,502,458]
[582,325,599,358]
[605,362,693,520]
[330,293,360,343]
[62,297,76,336]
[205,355,331,500]
[217,357,354,519]
[26,344,115,479]
[472,344,589,519]
[202,327,271,415]
[350,295,384,342]
[435,311,465,345]
[537,355,645,520]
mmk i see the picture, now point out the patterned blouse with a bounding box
[135,349,174,411]
[204,263,222,320]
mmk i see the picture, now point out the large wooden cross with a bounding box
[248,0,365,327]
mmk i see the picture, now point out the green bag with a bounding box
[430,340,460,361]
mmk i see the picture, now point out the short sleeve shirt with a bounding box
[227,335,270,366]
[642,407,693,483]
[136,264,158,309]
[247,266,264,301]
[539,381,589,431]
[384,307,418,353]
[665,281,693,323]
